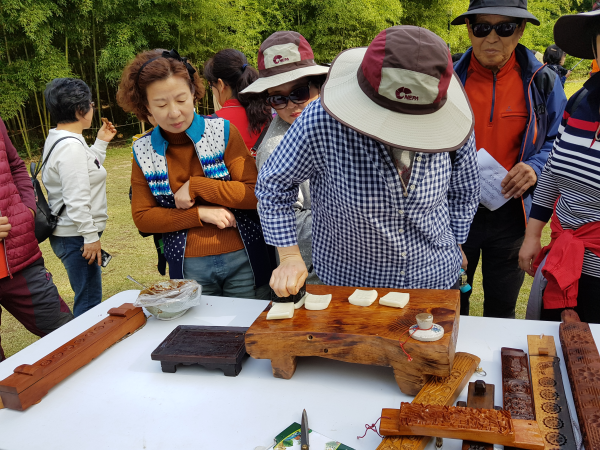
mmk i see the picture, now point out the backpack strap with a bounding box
[33,136,84,216]
[568,88,589,117]
[33,137,83,178]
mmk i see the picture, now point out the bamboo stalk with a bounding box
[92,16,102,126]
[65,35,68,66]
[2,24,10,64]
[76,45,86,83]
[16,107,31,158]
[33,91,48,139]
[43,94,51,133]
[104,78,115,123]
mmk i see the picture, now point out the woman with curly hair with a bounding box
[117,49,274,299]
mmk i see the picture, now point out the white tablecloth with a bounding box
[0,290,597,450]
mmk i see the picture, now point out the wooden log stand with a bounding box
[527,334,577,450]
[559,310,600,450]
[245,285,460,395]
[384,403,545,450]
[0,303,146,411]
[151,325,248,376]
[377,352,480,450]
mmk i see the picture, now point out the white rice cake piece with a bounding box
[266,302,295,320]
[379,292,410,308]
[304,293,332,311]
[348,289,378,306]
[294,294,307,309]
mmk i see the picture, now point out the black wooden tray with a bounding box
[151,325,248,376]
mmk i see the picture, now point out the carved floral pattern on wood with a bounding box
[398,403,514,435]
[559,314,600,450]
[377,353,480,450]
[529,356,576,450]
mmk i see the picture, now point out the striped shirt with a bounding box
[256,100,480,290]
[530,77,600,278]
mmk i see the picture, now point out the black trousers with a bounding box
[540,273,600,324]
[461,198,526,318]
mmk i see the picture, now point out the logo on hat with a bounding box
[273,55,290,65]
[395,87,419,101]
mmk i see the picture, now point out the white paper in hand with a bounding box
[477,148,510,211]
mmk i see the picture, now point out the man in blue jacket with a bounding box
[452,0,567,318]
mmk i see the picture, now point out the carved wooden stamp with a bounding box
[461,380,495,450]
[502,347,536,421]
[246,285,460,395]
[559,310,600,450]
[0,304,146,411]
[391,403,544,450]
[527,335,557,358]
[151,325,248,376]
[377,352,480,450]
[527,334,577,450]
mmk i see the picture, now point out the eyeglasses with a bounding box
[471,22,519,38]
[266,84,312,110]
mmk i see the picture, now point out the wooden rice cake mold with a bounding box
[460,380,495,450]
[388,403,545,450]
[377,352,480,450]
[0,303,146,411]
[151,325,248,376]
[246,285,460,395]
[559,310,600,450]
[502,347,536,420]
[527,335,577,450]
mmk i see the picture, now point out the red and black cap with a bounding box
[321,25,474,152]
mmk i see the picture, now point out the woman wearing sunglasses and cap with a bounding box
[241,31,329,284]
[519,11,600,324]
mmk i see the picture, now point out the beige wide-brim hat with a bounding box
[320,38,474,152]
[240,30,330,94]
[241,64,330,94]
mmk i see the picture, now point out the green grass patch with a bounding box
[1,146,168,359]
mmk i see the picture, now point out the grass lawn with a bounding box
[0,78,583,358]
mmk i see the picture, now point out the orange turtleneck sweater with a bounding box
[131,124,258,257]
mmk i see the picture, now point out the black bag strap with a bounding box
[568,88,589,117]
[33,137,83,178]
[33,137,83,216]
[251,124,270,154]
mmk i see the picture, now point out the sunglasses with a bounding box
[471,22,519,38]
[266,84,312,110]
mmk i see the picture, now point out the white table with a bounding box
[0,290,597,450]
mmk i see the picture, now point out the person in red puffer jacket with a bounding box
[0,116,73,361]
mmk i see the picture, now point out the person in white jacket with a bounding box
[42,78,116,317]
